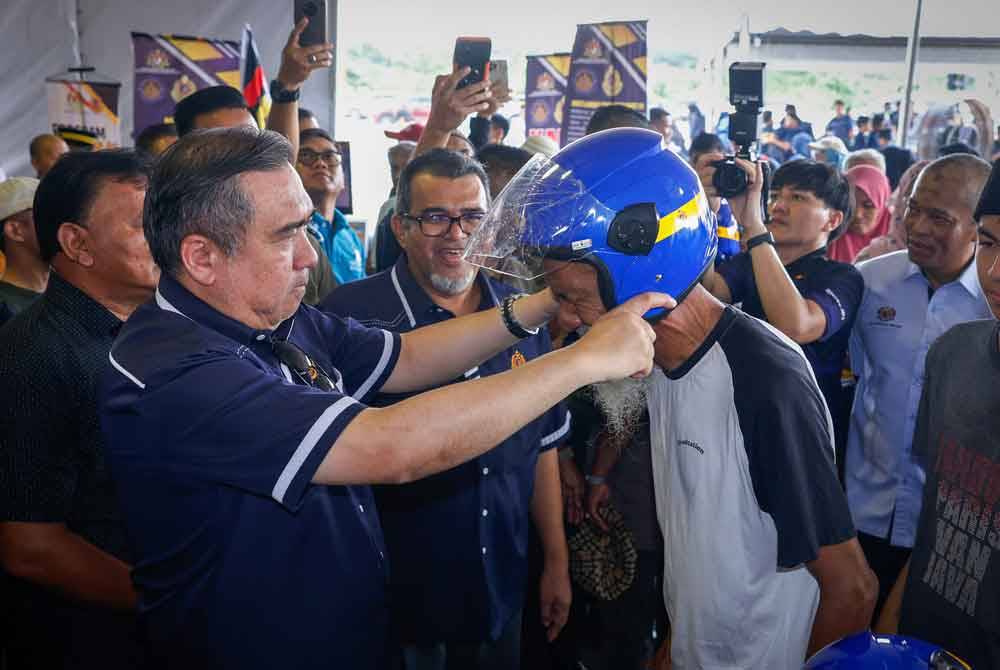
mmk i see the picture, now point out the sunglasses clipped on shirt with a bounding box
[271,339,337,392]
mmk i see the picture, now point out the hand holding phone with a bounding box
[294,0,328,47]
[454,37,491,89]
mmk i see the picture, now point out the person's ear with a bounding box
[56,222,95,267]
[3,218,27,244]
[391,214,409,249]
[824,209,845,234]
[179,234,221,287]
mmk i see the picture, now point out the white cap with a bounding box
[807,135,848,155]
[0,177,39,222]
[520,135,559,158]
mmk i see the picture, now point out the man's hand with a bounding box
[478,80,512,118]
[425,67,492,134]
[572,292,675,381]
[276,17,334,91]
[586,481,611,532]
[539,561,572,642]
[723,157,767,238]
[693,151,725,215]
[558,456,586,525]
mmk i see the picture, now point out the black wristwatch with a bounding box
[500,294,540,339]
[746,230,775,251]
[269,79,301,104]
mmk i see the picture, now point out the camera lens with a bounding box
[711,159,748,198]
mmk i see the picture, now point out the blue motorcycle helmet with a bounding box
[464,127,717,317]
[805,632,970,669]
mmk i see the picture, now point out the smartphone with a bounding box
[454,37,491,89]
[489,59,508,90]
[294,0,328,48]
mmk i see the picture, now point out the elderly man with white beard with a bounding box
[465,127,877,667]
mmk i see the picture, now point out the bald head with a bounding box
[29,134,69,178]
[921,153,992,215]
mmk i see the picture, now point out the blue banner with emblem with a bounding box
[524,53,570,146]
[560,20,648,146]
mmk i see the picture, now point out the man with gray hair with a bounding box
[844,148,887,174]
[99,127,666,668]
[846,153,993,622]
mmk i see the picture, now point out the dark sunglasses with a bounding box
[272,339,337,392]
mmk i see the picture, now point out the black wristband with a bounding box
[746,231,775,251]
[270,79,301,104]
[501,294,539,339]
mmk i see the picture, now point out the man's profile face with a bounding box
[216,166,317,329]
[82,179,160,303]
[541,259,608,332]
[295,135,344,198]
[977,215,1000,320]
[32,136,69,178]
[904,169,977,276]
[767,185,838,248]
[192,108,257,132]
[393,173,486,297]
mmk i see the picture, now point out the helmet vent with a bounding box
[607,202,658,256]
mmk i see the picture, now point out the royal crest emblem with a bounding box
[877,306,896,322]
[511,351,527,369]
[536,72,555,91]
[145,49,171,70]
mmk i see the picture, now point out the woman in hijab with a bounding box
[853,160,930,264]
[828,164,891,263]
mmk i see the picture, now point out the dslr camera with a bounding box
[711,62,766,199]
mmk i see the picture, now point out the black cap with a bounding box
[974,158,1000,221]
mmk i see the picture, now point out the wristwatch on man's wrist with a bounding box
[746,230,775,251]
[270,79,301,104]
[500,294,540,339]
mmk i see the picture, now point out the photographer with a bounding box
[700,158,864,453]
[689,133,740,263]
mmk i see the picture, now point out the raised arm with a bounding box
[412,68,492,159]
[316,292,673,486]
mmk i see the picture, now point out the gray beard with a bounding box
[591,376,650,442]
[430,268,476,296]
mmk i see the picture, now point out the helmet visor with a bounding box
[463,153,618,281]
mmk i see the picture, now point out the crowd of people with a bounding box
[1,17,999,670]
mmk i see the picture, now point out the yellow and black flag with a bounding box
[241,25,271,129]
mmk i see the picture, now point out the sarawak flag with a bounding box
[241,25,271,129]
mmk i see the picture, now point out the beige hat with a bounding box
[0,177,39,223]
[520,134,559,158]
[807,135,848,155]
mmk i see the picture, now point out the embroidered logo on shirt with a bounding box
[677,439,704,454]
[511,350,527,369]
[877,306,896,322]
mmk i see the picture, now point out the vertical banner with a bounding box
[524,53,571,145]
[560,20,648,146]
[45,80,122,149]
[132,32,242,136]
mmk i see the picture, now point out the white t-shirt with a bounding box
[647,307,856,668]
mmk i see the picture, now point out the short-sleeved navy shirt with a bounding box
[717,247,863,440]
[321,257,570,643]
[99,275,401,669]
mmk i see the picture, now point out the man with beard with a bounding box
[464,127,876,667]
[321,148,571,669]
[295,128,365,284]
[845,153,991,622]
[874,157,1000,669]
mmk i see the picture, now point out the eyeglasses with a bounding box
[401,211,486,237]
[271,339,338,392]
[298,149,342,168]
[904,200,960,229]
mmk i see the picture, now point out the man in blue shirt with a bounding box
[846,153,993,621]
[322,149,571,670]
[700,159,864,457]
[99,127,664,669]
[296,127,366,284]
[825,99,854,145]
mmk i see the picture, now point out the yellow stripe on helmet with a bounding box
[655,194,704,244]
[718,224,740,241]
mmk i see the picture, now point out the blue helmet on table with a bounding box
[805,632,970,669]
[464,127,717,316]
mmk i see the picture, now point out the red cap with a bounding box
[384,123,424,142]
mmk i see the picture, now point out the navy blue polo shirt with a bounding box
[717,247,863,443]
[321,257,571,644]
[99,275,401,669]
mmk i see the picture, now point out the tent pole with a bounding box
[900,0,923,150]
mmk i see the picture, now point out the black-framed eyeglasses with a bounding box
[272,339,337,392]
[298,149,342,168]
[401,211,487,237]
